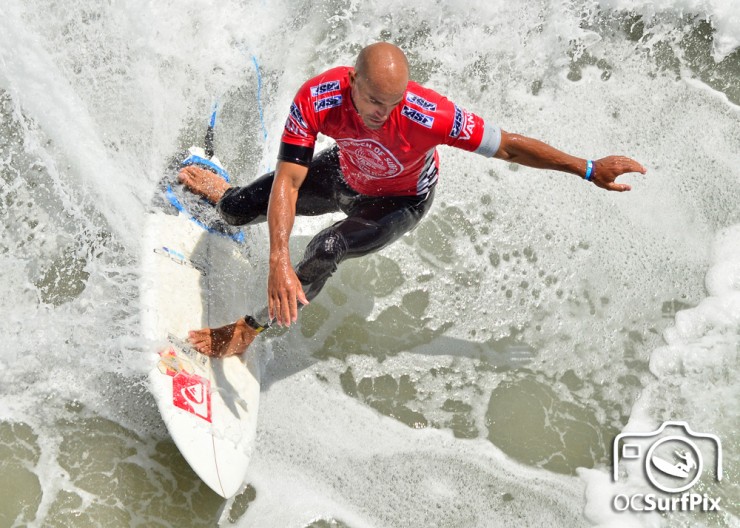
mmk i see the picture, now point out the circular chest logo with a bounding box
[336,138,403,179]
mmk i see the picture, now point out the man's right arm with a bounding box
[269,71,325,325]
[267,160,310,326]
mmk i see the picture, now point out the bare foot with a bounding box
[178,165,231,204]
[187,319,258,357]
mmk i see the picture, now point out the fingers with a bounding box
[290,285,309,323]
[268,285,307,326]
[268,287,284,326]
[595,178,631,192]
[297,287,310,308]
[268,287,291,327]
[268,293,293,326]
[619,158,646,175]
[592,156,646,192]
[606,182,632,192]
[268,296,275,322]
[596,156,647,176]
[268,265,308,327]
[282,291,294,326]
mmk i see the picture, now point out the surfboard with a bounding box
[140,143,260,498]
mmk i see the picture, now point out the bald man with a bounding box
[179,42,646,358]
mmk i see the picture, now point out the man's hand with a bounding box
[187,318,259,357]
[591,156,647,192]
[268,255,309,326]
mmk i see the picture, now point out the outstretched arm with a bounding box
[494,131,646,192]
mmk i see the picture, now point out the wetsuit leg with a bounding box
[295,189,435,301]
[216,144,435,310]
[216,147,344,226]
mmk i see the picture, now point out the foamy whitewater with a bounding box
[0,0,738,526]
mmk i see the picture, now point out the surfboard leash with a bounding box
[204,102,218,159]
[243,314,270,334]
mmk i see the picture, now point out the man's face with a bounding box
[349,71,406,130]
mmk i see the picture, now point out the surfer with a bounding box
[179,42,646,358]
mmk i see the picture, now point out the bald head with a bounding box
[354,42,409,94]
[348,43,409,129]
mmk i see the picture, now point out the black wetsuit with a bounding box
[218,146,435,302]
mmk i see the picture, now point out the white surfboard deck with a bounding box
[141,147,260,498]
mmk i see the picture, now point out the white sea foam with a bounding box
[0,0,738,526]
[242,372,588,527]
[581,225,740,526]
[597,0,740,59]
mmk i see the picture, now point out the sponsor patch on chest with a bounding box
[406,92,437,111]
[314,95,343,112]
[310,80,341,97]
[401,105,434,128]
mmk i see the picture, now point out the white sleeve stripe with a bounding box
[475,122,502,157]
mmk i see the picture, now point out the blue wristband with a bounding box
[585,160,594,181]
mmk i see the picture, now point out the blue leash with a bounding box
[167,55,266,243]
[166,106,245,244]
[251,55,268,143]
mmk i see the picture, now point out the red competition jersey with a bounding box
[280,66,501,197]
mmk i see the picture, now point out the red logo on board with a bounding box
[172,371,212,422]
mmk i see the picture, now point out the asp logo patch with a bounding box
[449,105,476,140]
[401,105,434,128]
[314,95,343,112]
[310,80,341,97]
[450,105,464,138]
[290,102,307,128]
[406,92,437,111]
[285,117,308,137]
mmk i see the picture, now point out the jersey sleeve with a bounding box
[435,96,501,157]
[278,78,321,166]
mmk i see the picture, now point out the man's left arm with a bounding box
[493,131,647,192]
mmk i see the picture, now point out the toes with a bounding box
[187,329,212,349]
[194,341,216,356]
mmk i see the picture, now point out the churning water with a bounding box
[1,0,738,526]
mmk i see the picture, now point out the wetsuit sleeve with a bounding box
[278,82,320,166]
[437,97,501,157]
